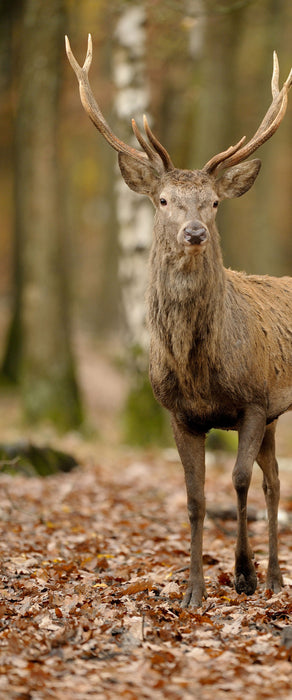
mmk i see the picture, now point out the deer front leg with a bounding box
[172,418,206,607]
[233,407,266,595]
[256,420,283,593]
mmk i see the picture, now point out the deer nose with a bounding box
[183,220,208,246]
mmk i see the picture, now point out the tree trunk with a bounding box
[112,4,153,354]
[3,0,82,429]
[112,4,172,445]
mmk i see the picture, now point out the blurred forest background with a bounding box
[0,0,291,451]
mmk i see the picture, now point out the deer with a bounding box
[66,35,292,607]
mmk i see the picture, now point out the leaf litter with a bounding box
[0,447,291,699]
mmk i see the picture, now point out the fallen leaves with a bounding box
[0,450,291,699]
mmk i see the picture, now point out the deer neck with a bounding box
[147,222,226,367]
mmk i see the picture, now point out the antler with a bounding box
[65,34,173,172]
[132,115,174,171]
[203,52,292,175]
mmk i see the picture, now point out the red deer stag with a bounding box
[66,35,292,607]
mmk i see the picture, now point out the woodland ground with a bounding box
[0,339,291,699]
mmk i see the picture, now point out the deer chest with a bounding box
[149,344,240,433]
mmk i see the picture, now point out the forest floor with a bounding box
[0,339,291,698]
[0,443,291,699]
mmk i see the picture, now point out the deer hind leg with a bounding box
[232,407,266,595]
[256,420,283,593]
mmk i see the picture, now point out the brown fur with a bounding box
[142,168,291,606]
[66,36,291,607]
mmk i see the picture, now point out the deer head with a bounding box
[66,35,292,258]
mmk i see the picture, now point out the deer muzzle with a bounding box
[177,220,209,251]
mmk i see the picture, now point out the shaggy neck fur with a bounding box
[147,218,226,374]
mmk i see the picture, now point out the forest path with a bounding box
[0,447,291,699]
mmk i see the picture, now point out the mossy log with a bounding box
[0,441,78,477]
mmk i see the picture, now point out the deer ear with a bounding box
[215,159,261,199]
[118,153,159,197]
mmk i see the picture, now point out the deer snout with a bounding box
[177,220,209,251]
[184,220,208,244]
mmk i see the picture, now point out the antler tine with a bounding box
[284,65,292,90]
[271,51,292,95]
[143,115,174,171]
[271,51,279,98]
[65,33,92,79]
[131,118,159,164]
[204,52,292,175]
[203,136,246,175]
[66,34,149,166]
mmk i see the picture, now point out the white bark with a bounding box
[113,2,205,354]
[184,0,205,58]
[113,5,152,353]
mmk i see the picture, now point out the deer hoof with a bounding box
[266,569,284,593]
[181,584,207,608]
[234,570,257,596]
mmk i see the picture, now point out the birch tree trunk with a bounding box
[3,0,82,429]
[113,4,152,357]
[112,4,172,445]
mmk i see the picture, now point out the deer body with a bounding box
[66,36,292,607]
[147,177,292,432]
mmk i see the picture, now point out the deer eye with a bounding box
[213,200,219,208]
[160,197,167,206]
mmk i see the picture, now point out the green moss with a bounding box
[122,372,172,447]
[0,307,22,384]
[21,361,83,432]
[206,428,238,452]
[123,370,238,452]
[0,442,77,477]
[1,310,83,431]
